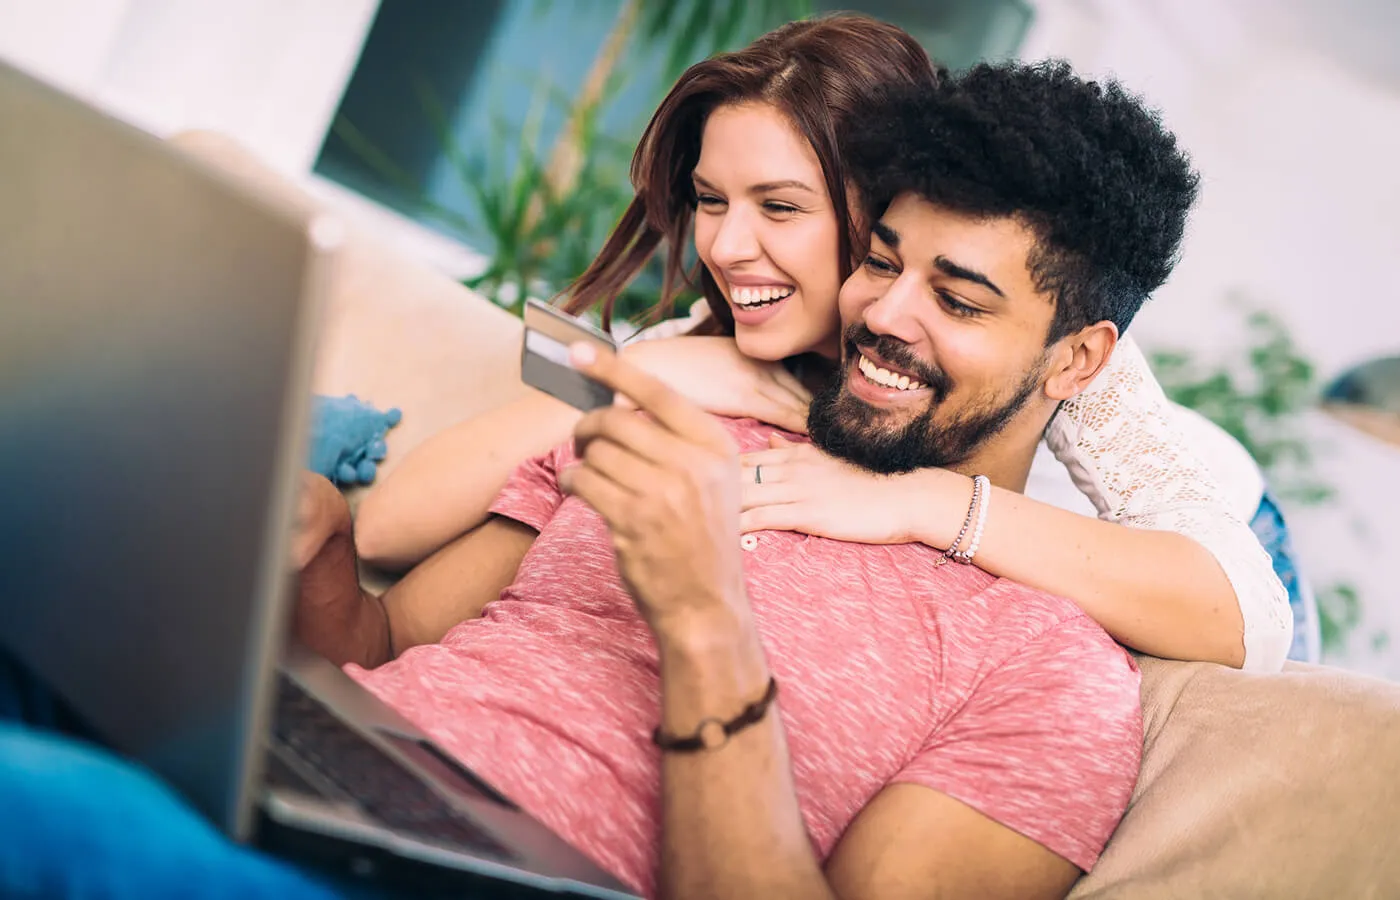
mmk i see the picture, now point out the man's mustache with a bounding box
[844,323,951,403]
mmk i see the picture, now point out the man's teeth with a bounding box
[732,286,795,307]
[857,355,922,391]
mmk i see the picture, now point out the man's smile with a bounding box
[847,352,936,408]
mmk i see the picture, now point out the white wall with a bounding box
[0,0,380,176]
[1026,0,1400,675]
[0,0,487,275]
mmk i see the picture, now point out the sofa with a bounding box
[171,131,1400,899]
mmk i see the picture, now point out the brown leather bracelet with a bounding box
[652,677,779,753]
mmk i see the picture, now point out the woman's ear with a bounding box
[1044,321,1119,402]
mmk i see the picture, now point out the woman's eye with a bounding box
[862,255,898,276]
[938,291,983,318]
[763,201,800,216]
[695,194,725,208]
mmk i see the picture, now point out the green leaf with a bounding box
[1317,581,1363,656]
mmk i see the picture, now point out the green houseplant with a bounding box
[333,0,812,323]
[1148,301,1369,657]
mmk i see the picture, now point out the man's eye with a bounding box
[862,255,898,276]
[938,291,983,318]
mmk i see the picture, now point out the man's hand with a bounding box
[290,471,389,668]
[561,343,750,639]
[290,471,352,569]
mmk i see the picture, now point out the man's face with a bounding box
[809,193,1058,475]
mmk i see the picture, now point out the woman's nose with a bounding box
[708,208,761,268]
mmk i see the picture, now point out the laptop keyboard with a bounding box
[271,674,515,861]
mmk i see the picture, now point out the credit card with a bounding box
[520,298,617,411]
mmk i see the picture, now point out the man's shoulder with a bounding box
[965,577,1132,671]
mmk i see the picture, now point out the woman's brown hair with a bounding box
[560,14,941,334]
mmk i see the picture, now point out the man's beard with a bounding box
[808,324,1044,475]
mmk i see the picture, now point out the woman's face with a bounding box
[692,102,844,361]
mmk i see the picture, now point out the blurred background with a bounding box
[3,0,1397,675]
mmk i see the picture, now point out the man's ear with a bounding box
[1044,321,1118,402]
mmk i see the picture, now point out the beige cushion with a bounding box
[167,130,532,509]
[170,131,1400,897]
[1071,656,1400,898]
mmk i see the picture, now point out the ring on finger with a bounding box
[755,464,763,485]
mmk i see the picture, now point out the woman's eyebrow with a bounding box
[749,179,816,194]
[691,173,816,194]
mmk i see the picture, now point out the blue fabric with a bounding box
[0,724,347,900]
[307,395,401,488]
[1250,493,1320,663]
[0,655,352,899]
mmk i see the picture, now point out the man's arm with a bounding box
[653,609,1141,899]
[652,623,1081,900]
[380,515,538,656]
[827,784,1081,898]
[292,473,536,668]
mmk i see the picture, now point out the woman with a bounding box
[355,14,1295,671]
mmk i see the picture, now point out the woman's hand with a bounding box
[622,336,811,435]
[739,435,966,546]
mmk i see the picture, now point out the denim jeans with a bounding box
[1249,493,1321,664]
[0,653,350,899]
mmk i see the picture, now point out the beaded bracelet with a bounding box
[953,475,992,565]
[940,474,984,565]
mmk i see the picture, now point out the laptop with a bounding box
[0,60,636,899]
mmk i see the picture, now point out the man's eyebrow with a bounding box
[871,221,900,248]
[691,173,816,194]
[934,255,1005,298]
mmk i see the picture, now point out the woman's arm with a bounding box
[740,442,1259,668]
[356,335,810,571]
[354,391,581,571]
[1040,334,1291,670]
[901,470,1258,668]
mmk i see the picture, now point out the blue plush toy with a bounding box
[307,394,402,487]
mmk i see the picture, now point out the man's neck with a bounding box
[944,409,1054,494]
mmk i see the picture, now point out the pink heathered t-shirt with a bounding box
[350,417,1142,898]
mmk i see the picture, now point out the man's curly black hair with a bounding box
[847,60,1200,341]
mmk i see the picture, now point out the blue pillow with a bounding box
[307,394,402,487]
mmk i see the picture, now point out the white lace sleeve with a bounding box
[1043,333,1292,672]
[623,300,712,345]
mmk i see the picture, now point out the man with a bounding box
[1,60,1196,900]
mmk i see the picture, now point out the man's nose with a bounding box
[708,207,761,268]
[860,274,925,344]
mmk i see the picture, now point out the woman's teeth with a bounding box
[858,354,922,391]
[732,286,795,308]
